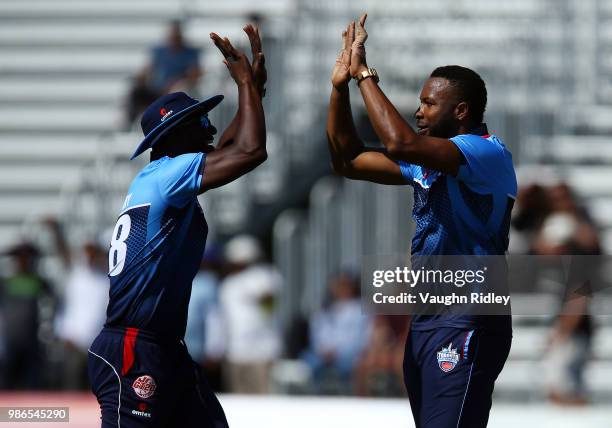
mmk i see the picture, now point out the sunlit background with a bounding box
[0,0,611,426]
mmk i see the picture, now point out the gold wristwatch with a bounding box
[355,67,379,85]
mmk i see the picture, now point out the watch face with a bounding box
[356,68,378,84]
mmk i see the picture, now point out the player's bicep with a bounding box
[343,151,407,185]
[199,144,266,193]
[389,136,462,176]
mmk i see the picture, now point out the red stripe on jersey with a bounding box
[121,327,139,376]
[481,134,491,139]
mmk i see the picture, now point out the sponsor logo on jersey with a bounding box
[160,108,174,122]
[132,375,157,399]
[131,409,152,418]
[131,402,150,417]
[437,342,459,372]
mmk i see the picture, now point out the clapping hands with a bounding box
[211,24,267,97]
[331,13,368,89]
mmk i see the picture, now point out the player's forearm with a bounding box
[327,85,365,172]
[358,78,418,155]
[233,81,267,162]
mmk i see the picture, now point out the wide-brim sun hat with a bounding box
[131,91,224,160]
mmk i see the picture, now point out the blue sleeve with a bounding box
[157,153,205,207]
[450,135,508,194]
[396,160,416,185]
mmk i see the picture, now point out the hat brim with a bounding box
[130,94,224,160]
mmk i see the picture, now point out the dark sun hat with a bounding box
[131,92,224,160]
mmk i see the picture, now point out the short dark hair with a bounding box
[430,65,487,124]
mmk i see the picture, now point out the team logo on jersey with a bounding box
[413,167,440,189]
[132,375,157,399]
[437,342,459,372]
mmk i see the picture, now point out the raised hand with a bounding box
[243,24,267,97]
[331,25,352,88]
[349,13,368,78]
[210,33,254,86]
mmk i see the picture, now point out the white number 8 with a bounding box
[109,214,131,276]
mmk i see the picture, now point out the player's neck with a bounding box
[457,122,486,136]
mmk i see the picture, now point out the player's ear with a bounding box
[455,101,469,121]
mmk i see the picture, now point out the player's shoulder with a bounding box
[451,132,517,195]
[451,131,513,162]
[165,152,203,164]
[452,131,504,148]
[142,153,202,174]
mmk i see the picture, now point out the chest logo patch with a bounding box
[437,342,459,372]
[414,168,441,189]
[132,375,157,399]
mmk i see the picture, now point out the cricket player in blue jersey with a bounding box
[88,25,267,428]
[327,15,516,427]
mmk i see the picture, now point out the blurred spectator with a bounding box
[185,244,226,392]
[510,183,551,254]
[354,315,408,397]
[533,183,600,256]
[529,183,599,405]
[220,235,282,394]
[124,19,202,129]
[0,241,52,389]
[46,218,108,390]
[301,272,370,394]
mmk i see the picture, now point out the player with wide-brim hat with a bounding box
[88,24,267,428]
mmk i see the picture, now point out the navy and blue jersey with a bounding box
[398,126,517,332]
[105,152,207,340]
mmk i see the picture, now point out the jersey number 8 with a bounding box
[109,214,131,276]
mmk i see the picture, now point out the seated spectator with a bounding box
[124,19,202,128]
[302,272,370,394]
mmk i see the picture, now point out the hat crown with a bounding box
[140,92,198,137]
[130,92,223,160]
